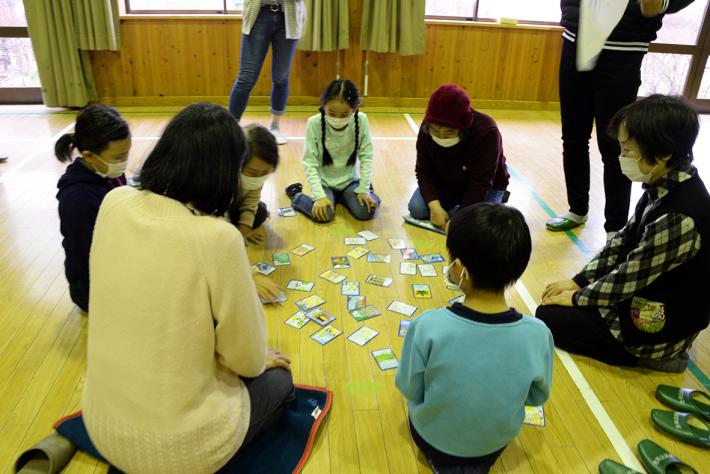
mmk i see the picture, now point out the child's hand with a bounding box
[246,226,266,245]
[253,273,283,303]
[313,197,334,222]
[429,204,449,229]
[266,348,291,371]
[541,279,580,302]
[357,192,377,213]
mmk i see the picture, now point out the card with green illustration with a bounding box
[347,295,367,311]
[421,253,445,264]
[365,274,393,287]
[347,247,370,259]
[272,253,291,266]
[331,256,351,269]
[342,281,360,296]
[372,348,399,370]
[320,270,347,284]
[347,326,379,346]
[524,406,546,427]
[310,326,342,345]
[387,300,417,317]
[278,207,296,217]
[287,280,315,292]
[350,305,382,321]
[367,253,391,263]
[412,284,432,299]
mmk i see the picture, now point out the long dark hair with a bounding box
[55,104,130,163]
[139,103,247,217]
[319,79,361,167]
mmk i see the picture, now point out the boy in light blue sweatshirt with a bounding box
[396,203,554,472]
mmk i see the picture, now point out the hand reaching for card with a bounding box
[266,348,291,371]
[312,197,333,222]
[253,274,283,303]
[357,192,377,213]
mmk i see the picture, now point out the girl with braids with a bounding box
[55,104,131,312]
[285,79,380,222]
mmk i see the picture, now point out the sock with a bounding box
[562,211,588,224]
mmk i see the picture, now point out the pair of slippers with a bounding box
[599,439,697,474]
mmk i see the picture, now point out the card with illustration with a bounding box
[310,325,342,345]
[412,284,432,299]
[346,247,370,259]
[387,300,417,317]
[399,262,417,276]
[272,253,291,267]
[357,230,379,241]
[260,292,287,304]
[365,274,393,287]
[347,326,379,346]
[372,348,399,370]
[344,237,367,245]
[291,243,315,256]
[305,308,336,326]
[320,270,346,284]
[296,294,326,311]
[420,253,445,264]
[253,262,277,275]
[278,207,297,217]
[401,248,420,260]
[347,295,367,311]
[398,320,410,337]
[448,294,465,305]
[388,238,407,250]
[350,305,382,322]
[331,256,351,269]
[342,281,360,296]
[285,311,309,329]
[524,406,546,427]
[287,279,315,292]
[367,253,391,264]
[418,264,437,277]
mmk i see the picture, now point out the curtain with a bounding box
[298,0,350,51]
[360,0,425,56]
[23,0,121,108]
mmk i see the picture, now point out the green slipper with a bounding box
[546,216,585,231]
[637,439,698,474]
[650,409,710,448]
[598,459,643,474]
[656,385,710,421]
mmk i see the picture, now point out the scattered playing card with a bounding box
[296,294,326,311]
[278,207,297,217]
[272,253,291,266]
[372,348,399,370]
[253,262,276,275]
[285,311,309,329]
[260,291,287,304]
[347,295,367,311]
[418,264,437,277]
[420,253,445,264]
[401,248,420,260]
[291,243,315,256]
[365,274,393,287]
[524,406,546,427]
[350,305,382,322]
[346,247,370,259]
[287,279,315,292]
[331,256,351,269]
[388,238,406,250]
[357,230,379,241]
[347,326,379,346]
[398,320,411,337]
[448,294,465,305]
[367,253,391,264]
[342,281,360,296]
[387,301,417,317]
[412,284,432,299]
[305,308,336,326]
[344,237,367,245]
[320,270,346,284]
[399,262,417,275]
[310,326,342,345]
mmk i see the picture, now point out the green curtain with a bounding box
[23,0,121,107]
[298,0,350,51]
[360,0,425,56]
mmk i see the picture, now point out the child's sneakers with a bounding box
[285,183,303,200]
[269,127,287,145]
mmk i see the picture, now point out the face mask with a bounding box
[619,155,656,183]
[94,156,128,179]
[240,173,269,191]
[326,115,352,129]
[431,134,460,148]
[445,260,469,291]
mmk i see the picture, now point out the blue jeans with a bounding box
[229,8,298,120]
[292,181,381,222]
[408,187,506,220]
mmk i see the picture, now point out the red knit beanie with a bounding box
[424,84,474,129]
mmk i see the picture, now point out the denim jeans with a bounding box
[291,181,381,222]
[408,187,505,220]
[229,8,298,120]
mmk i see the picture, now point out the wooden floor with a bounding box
[0,106,708,473]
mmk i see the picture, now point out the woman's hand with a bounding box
[429,202,449,229]
[541,279,580,301]
[246,226,266,245]
[253,274,283,303]
[540,290,576,307]
[266,348,291,370]
[357,192,377,213]
[312,197,334,222]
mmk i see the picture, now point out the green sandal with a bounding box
[656,385,710,421]
[637,439,698,474]
[650,409,710,448]
[598,459,643,474]
[546,216,585,231]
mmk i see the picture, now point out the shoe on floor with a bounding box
[598,459,643,474]
[638,353,689,373]
[285,183,303,199]
[546,212,587,231]
[637,439,699,474]
[656,384,710,421]
[269,127,287,145]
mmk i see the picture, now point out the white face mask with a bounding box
[326,115,352,129]
[445,260,469,291]
[240,173,269,191]
[94,156,128,179]
[619,155,657,183]
[431,134,460,148]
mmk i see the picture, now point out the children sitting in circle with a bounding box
[285,79,380,222]
[55,105,131,312]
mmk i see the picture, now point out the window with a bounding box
[0,0,41,103]
[425,0,560,24]
[125,0,243,13]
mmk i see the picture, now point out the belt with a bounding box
[263,3,282,13]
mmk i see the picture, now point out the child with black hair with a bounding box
[396,203,553,473]
[55,104,131,312]
[285,79,380,222]
[538,94,710,373]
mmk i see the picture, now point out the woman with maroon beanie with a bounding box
[408,84,510,229]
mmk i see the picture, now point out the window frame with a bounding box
[424,0,561,26]
[124,0,243,14]
[0,26,42,104]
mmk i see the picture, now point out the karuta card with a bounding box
[320,270,347,284]
[398,320,410,337]
[372,348,399,370]
[357,230,379,241]
[291,243,315,256]
[401,248,420,260]
[448,294,465,305]
[399,262,417,275]
[278,207,297,217]
[347,326,379,346]
[367,253,391,264]
[412,284,432,299]
[524,406,546,427]
[253,262,276,275]
[420,253,445,264]
[365,274,393,287]
[387,300,417,317]
[272,252,291,266]
[388,238,406,250]
[331,256,351,269]
[418,264,437,277]
[344,237,367,245]
[260,292,287,304]
[305,308,336,326]
[347,295,367,311]
[310,326,342,345]
[342,281,360,296]
[287,279,315,292]
[350,305,382,322]
[285,311,309,329]
[295,294,326,311]
[346,247,370,259]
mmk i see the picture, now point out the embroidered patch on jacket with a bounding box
[630,297,666,333]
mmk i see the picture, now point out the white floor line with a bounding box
[130,136,416,141]
[404,113,420,133]
[0,122,75,185]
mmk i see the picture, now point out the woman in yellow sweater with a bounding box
[82,103,293,473]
